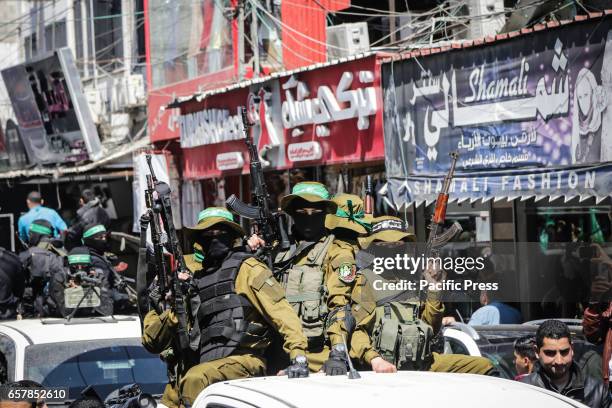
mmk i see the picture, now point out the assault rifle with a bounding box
[226,107,290,270]
[143,155,190,353]
[423,152,463,260]
[373,152,463,306]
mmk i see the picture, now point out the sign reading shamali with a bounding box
[383,19,612,177]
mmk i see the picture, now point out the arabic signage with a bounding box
[385,163,612,207]
[287,141,322,162]
[382,17,612,177]
[180,55,385,179]
[216,152,244,170]
[1,48,102,165]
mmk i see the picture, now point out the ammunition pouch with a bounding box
[372,301,434,371]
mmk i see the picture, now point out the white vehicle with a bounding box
[0,315,167,403]
[192,371,588,408]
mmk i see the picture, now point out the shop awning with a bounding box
[0,135,150,180]
[382,163,612,209]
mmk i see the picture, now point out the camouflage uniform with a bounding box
[355,216,493,375]
[143,208,307,406]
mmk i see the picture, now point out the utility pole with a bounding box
[250,4,259,76]
[388,0,396,44]
[238,0,245,80]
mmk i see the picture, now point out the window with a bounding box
[148,0,234,89]
[0,334,16,383]
[24,338,166,400]
[444,337,469,356]
[44,20,68,52]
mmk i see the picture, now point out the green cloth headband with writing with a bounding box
[83,224,107,238]
[30,223,52,236]
[292,183,330,200]
[198,208,234,223]
[68,254,92,265]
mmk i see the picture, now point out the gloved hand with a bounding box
[322,344,349,376]
[285,355,309,378]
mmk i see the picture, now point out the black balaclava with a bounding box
[82,223,110,253]
[290,201,328,242]
[198,225,237,264]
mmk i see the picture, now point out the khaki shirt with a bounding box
[323,238,360,347]
[348,272,445,365]
[143,256,308,361]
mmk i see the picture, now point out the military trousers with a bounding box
[428,352,494,375]
[179,353,266,405]
[160,383,180,408]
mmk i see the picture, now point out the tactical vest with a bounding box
[277,235,335,350]
[194,252,271,363]
[24,244,64,280]
[360,264,434,371]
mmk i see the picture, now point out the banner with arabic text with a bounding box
[382,16,612,178]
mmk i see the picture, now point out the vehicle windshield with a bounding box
[24,338,167,401]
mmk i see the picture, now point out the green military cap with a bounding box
[358,216,416,248]
[325,193,371,235]
[185,242,204,273]
[185,207,244,236]
[280,182,337,214]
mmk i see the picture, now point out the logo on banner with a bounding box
[281,71,377,137]
[287,141,322,162]
[216,152,245,170]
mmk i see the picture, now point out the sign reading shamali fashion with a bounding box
[383,18,612,176]
[381,16,612,206]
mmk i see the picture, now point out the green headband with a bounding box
[30,223,52,236]
[83,224,107,239]
[335,200,371,231]
[197,208,234,223]
[68,254,92,265]
[292,183,330,199]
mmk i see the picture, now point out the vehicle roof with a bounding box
[0,316,142,345]
[199,372,587,408]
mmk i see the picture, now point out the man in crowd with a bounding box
[355,215,495,375]
[64,189,111,250]
[582,243,612,386]
[18,191,66,243]
[520,319,611,408]
[253,184,377,374]
[142,207,309,407]
[513,335,537,381]
[18,219,65,317]
[467,288,522,326]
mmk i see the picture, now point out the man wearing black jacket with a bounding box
[65,189,110,250]
[521,319,611,408]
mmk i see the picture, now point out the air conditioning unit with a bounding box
[450,0,505,40]
[326,22,370,60]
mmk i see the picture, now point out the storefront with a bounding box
[169,53,388,226]
[381,13,612,320]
